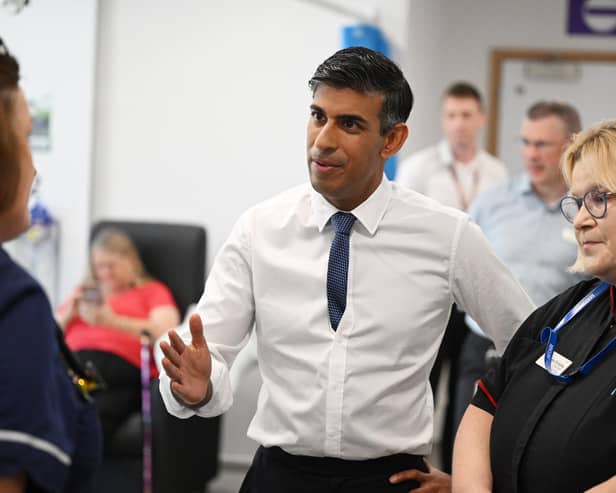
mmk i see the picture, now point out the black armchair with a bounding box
[91,220,221,493]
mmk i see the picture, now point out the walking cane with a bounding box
[140,330,153,493]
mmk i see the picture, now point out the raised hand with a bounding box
[160,313,212,406]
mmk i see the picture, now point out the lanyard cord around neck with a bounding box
[541,282,616,383]
[448,164,479,211]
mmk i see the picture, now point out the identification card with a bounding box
[535,351,572,375]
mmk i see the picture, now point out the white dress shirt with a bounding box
[396,140,508,210]
[160,177,534,460]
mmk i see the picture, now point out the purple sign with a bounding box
[568,0,616,36]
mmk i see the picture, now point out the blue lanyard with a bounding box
[540,281,616,383]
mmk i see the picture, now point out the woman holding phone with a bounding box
[56,227,180,452]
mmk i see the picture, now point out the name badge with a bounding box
[536,352,572,376]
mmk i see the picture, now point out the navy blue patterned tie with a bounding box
[327,212,356,330]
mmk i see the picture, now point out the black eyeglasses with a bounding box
[560,190,616,223]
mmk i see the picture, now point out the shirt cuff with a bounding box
[194,353,234,418]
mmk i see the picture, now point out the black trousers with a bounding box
[239,446,428,493]
[453,330,496,433]
[429,304,469,472]
[75,350,141,454]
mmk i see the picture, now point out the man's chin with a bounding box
[309,177,328,195]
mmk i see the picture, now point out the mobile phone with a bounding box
[82,286,102,305]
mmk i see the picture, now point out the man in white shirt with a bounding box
[395,82,507,210]
[396,83,509,471]
[159,48,533,493]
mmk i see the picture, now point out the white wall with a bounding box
[93,0,408,266]
[403,0,616,162]
[1,0,98,304]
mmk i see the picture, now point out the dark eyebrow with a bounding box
[336,114,368,127]
[310,104,369,126]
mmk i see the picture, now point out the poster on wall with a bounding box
[568,0,616,36]
[28,94,51,151]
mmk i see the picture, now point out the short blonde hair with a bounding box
[561,119,616,273]
[89,227,149,284]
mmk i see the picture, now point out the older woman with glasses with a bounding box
[452,119,616,493]
[0,39,101,492]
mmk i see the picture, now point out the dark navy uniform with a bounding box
[0,248,101,492]
[473,279,616,493]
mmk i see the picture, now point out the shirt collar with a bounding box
[514,174,534,195]
[514,174,562,212]
[436,140,453,165]
[310,175,392,236]
[437,140,483,170]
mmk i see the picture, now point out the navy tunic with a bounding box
[0,248,101,491]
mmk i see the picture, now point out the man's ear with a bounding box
[380,123,409,159]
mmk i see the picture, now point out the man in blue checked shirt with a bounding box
[453,101,587,433]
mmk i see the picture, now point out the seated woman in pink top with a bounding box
[57,227,180,451]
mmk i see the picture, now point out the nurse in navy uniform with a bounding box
[0,38,102,492]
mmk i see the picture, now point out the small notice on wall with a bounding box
[568,0,616,36]
[28,94,51,152]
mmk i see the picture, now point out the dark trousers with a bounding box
[76,350,141,454]
[239,446,428,493]
[429,304,468,472]
[453,331,496,433]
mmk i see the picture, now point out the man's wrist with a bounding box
[170,381,212,410]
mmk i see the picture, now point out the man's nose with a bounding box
[313,121,337,151]
[523,144,539,162]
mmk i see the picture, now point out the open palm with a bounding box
[161,313,212,405]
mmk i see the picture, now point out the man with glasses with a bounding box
[453,100,587,434]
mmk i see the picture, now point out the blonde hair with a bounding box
[561,119,616,273]
[89,227,150,285]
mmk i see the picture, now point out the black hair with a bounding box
[308,47,413,135]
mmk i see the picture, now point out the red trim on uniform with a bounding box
[477,379,498,409]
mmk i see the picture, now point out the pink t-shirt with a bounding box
[63,280,176,377]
